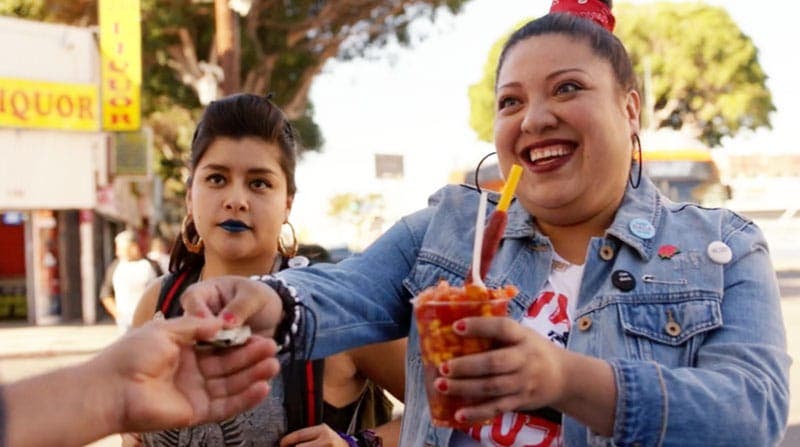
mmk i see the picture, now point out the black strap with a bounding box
[283,358,325,432]
[155,268,201,318]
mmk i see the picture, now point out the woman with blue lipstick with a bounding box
[177,1,790,446]
[125,94,405,447]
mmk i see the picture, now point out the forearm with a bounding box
[554,351,616,437]
[4,359,120,447]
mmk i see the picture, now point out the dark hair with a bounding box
[170,93,300,273]
[496,7,636,94]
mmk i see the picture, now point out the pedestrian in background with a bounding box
[147,234,171,274]
[99,229,162,333]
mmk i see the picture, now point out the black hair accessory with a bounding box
[474,151,497,195]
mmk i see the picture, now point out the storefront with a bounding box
[0,16,152,325]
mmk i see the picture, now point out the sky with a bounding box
[291,0,800,247]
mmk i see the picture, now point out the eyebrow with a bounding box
[200,164,278,176]
[496,67,589,90]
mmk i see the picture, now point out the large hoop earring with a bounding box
[278,221,299,259]
[278,221,309,268]
[629,133,643,189]
[474,151,497,195]
[181,215,204,254]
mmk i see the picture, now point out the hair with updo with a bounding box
[171,93,300,273]
[496,1,636,94]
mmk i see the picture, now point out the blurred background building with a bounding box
[0,15,156,325]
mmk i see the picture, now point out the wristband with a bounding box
[250,275,301,352]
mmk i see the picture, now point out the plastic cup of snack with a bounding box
[412,280,516,428]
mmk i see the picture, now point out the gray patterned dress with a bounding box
[141,357,288,447]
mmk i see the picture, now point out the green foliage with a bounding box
[467,2,774,148]
[4,0,472,225]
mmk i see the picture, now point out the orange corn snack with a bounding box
[412,280,517,428]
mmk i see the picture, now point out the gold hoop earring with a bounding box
[181,215,204,254]
[277,221,299,259]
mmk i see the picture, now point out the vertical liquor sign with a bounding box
[98,0,141,131]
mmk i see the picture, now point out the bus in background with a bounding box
[643,148,730,206]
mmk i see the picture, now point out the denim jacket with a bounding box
[277,177,790,446]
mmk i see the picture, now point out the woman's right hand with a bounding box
[278,423,349,447]
[179,276,284,337]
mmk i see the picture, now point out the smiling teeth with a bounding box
[529,146,570,163]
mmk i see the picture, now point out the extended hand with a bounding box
[96,316,280,433]
[180,275,284,338]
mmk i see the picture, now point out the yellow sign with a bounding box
[99,0,141,131]
[0,78,99,131]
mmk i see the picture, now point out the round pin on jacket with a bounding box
[288,255,310,268]
[612,270,636,292]
[629,218,655,239]
[707,241,732,264]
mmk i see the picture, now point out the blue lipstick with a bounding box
[219,220,251,233]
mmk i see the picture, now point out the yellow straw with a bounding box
[496,164,523,212]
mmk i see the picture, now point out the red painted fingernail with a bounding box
[440,362,450,375]
[222,312,237,324]
[454,321,467,332]
[436,380,448,392]
[194,312,206,318]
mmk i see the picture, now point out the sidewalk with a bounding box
[0,321,119,359]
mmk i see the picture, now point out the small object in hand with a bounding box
[197,325,252,349]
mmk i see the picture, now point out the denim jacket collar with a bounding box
[605,177,664,262]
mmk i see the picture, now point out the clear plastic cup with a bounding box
[412,281,515,428]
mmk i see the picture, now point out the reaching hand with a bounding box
[179,275,284,338]
[95,316,281,433]
[279,423,350,447]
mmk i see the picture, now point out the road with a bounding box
[1,270,800,446]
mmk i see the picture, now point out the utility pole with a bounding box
[215,0,240,95]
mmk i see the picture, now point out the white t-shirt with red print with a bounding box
[450,254,584,447]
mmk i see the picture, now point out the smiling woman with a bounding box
[173,2,789,446]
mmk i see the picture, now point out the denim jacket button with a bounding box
[665,321,682,337]
[599,245,615,261]
[578,316,592,331]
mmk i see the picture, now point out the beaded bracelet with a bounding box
[250,274,301,352]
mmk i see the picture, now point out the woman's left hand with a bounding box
[279,423,349,446]
[436,316,569,424]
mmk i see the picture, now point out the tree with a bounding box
[3,0,474,221]
[467,2,773,148]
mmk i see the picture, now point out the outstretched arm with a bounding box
[2,317,280,447]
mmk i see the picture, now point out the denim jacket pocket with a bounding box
[618,292,722,364]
